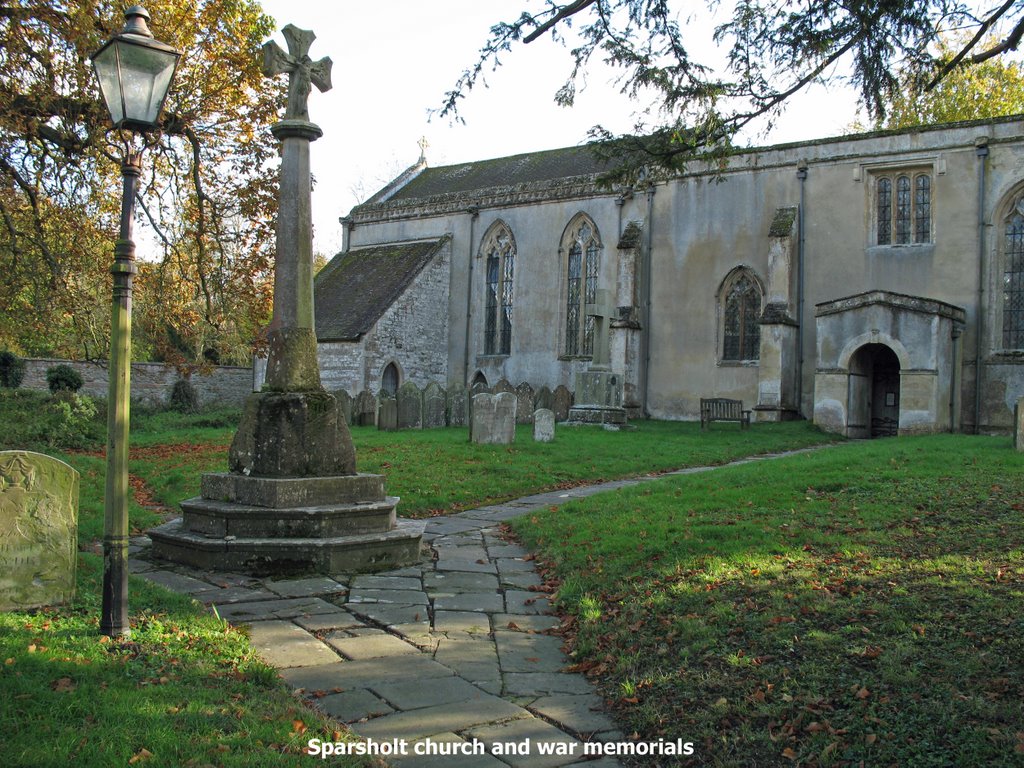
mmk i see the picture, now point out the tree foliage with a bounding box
[443,1,1024,181]
[0,1,282,365]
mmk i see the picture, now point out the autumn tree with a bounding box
[0,1,282,365]
[443,1,1024,181]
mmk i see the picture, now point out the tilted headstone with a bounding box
[1016,396,1024,452]
[334,389,353,426]
[0,451,78,611]
[447,382,469,427]
[533,409,555,443]
[423,382,447,429]
[515,382,535,424]
[354,389,377,426]
[534,385,554,412]
[470,379,491,397]
[378,398,398,431]
[396,381,423,430]
[471,392,516,445]
[552,385,573,421]
[492,378,515,395]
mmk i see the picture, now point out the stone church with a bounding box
[313,115,1024,435]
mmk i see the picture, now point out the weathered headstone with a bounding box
[552,385,573,421]
[378,398,398,431]
[515,382,535,424]
[447,382,469,427]
[355,389,377,426]
[1016,396,1024,452]
[334,389,353,426]
[396,382,423,429]
[470,379,491,397]
[423,382,446,429]
[493,378,515,396]
[471,392,516,445]
[535,385,554,412]
[0,451,78,610]
[533,409,555,443]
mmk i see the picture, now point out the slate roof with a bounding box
[383,144,611,203]
[314,238,448,342]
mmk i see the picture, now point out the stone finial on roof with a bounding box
[417,136,429,164]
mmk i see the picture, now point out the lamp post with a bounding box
[92,4,180,637]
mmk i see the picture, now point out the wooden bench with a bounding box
[700,398,751,430]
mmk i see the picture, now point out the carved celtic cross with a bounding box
[262,24,333,121]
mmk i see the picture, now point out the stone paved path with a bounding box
[131,449,825,767]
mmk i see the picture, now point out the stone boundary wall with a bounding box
[19,358,254,409]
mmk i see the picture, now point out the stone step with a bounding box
[179,496,399,538]
[148,518,426,576]
[200,471,386,509]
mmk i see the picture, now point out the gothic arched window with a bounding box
[562,215,602,356]
[481,222,515,355]
[720,269,763,362]
[381,362,399,397]
[1003,197,1024,350]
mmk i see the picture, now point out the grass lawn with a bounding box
[510,434,1024,767]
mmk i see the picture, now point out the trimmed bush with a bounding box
[0,350,25,388]
[46,364,84,393]
[169,378,199,413]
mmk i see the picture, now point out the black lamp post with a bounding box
[91,4,180,637]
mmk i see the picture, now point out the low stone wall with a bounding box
[20,358,255,409]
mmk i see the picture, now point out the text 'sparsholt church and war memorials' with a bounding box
[312,116,1024,436]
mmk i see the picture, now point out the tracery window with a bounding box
[720,269,763,362]
[563,215,602,356]
[876,171,931,245]
[481,222,515,355]
[1003,198,1024,349]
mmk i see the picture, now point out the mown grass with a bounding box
[0,556,374,768]
[511,435,1024,767]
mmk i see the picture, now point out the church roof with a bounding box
[381,144,610,203]
[314,237,448,342]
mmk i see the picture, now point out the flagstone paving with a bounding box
[131,448,827,766]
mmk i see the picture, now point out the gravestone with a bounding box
[552,385,573,421]
[447,382,469,427]
[423,382,447,428]
[535,385,554,412]
[1016,396,1024,452]
[396,382,423,429]
[515,382,535,424]
[533,409,555,443]
[378,398,398,431]
[493,378,515,396]
[0,451,78,610]
[354,389,377,426]
[471,392,516,445]
[470,379,491,397]
[334,389,353,426]
[567,288,628,426]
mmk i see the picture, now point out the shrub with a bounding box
[169,378,199,413]
[46,390,101,448]
[0,350,25,388]
[46,364,84,393]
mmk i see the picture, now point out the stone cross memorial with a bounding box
[0,451,78,611]
[149,24,423,574]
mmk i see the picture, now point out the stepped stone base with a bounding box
[565,404,629,426]
[149,472,424,576]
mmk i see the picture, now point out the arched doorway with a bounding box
[381,363,399,398]
[847,344,900,438]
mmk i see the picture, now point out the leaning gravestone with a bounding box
[471,392,516,445]
[396,382,423,429]
[515,382,535,424]
[423,382,446,428]
[447,382,469,427]
[552,384,573,421]
[334,389,353,426]
[535,385,554,412]
[1016,396,1024,452]
[378,398,398,431]
[0,451,78,610]
[533,408,555,443]
[493,378,515,396]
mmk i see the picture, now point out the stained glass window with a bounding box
[1004,208,1024,349]
[563,217,601,356]
[481,223,515,355]
[722,271,762,362]
[876,171,931,245]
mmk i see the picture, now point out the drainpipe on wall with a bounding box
[463,206,479,386]
[974,137,989,433]
[796,160,808,416]
[641,181,655,418]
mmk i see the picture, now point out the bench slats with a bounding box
[700,398,751,430]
